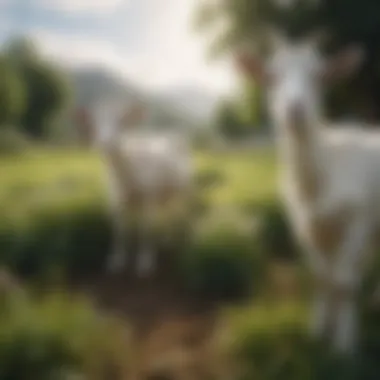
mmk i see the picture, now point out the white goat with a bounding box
[236,31,380,354]
[75,103,193,277]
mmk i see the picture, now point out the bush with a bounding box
[222,302,380,380]
[179,208,264,301]
[0,287,130,380]
[222,300,380,380]
[0,205,111,280]
[253,202,298,262]
[0,193,204,281]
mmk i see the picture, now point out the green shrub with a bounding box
[0,196,202,281]
[0,205,111,280]
[359,262,380,364]
[253,202,298,262]
[180,208,264,301]
[222,302,380,380]
[0,288,130,380]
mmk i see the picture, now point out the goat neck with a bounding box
[276,114,327,204]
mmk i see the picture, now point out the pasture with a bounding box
[0,147,380,380]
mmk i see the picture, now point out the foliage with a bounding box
[0,287,130,380]
[4,36,72,139]
[0,149,108,279]
[0,56,25,128]
[18,60,72,139]
[213,99,252,140]
[4,35,39,62]
[0,206,111,280]
[254,201,299,262]
[195,0,380,121]
[213,79,265,130]
[0,147,276,284]
[223,302,380,380]
[1,147,380,378]
[180,207,264,301]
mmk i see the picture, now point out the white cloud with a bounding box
[31,30,132,71]
[29,0,237,95]
[36,0,127,14]
[127,0,237,93]
[31,29,155,89]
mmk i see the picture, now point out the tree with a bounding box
[195,0,380,123]
[214,99,250,139]
[0,56,25,128]
[5,36,72,139]
[3,35,39,62]
[18,61,72,138]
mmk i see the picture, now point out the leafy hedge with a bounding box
[0,205,111,280]
[223,302,380,380]
[179,207,265,301]
[0,284,130,380]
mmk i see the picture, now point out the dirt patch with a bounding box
[70,270,226,380]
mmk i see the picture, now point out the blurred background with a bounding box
[1,0,380,379]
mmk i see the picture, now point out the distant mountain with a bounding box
[155,85,221,122]
[69,66,205,128]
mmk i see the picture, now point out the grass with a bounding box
[0,147,280,285]
[0,287,131,380]
[195,149,277,208]
[1,146,379,379]
[0,147,277,220]
[0,146,281,378]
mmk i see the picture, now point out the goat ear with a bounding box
[119,104,145,128]
[234,52,269,85]
[323,45,365,82]
[74,107,94,144]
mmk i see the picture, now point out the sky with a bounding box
[0,0,237,95]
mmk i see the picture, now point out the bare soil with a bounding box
[70,266,228,380]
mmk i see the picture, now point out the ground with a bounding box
[66,255,223,380]
[1,147,275,379]
[3,147,379,379]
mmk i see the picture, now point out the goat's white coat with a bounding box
[238,38,378,353]
[84,107,193,276]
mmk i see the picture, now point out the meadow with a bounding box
[0,146,380,380]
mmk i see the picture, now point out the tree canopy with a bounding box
[196,0,380,123]
[213,99,253,139]
[0,36,72,139]
[0,57,26,127]
[17,60,72,138]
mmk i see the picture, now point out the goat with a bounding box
[75,102,194,277]
[235,30,380,354]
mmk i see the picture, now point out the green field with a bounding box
[0,147,379,380]
[0,147,277,214]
